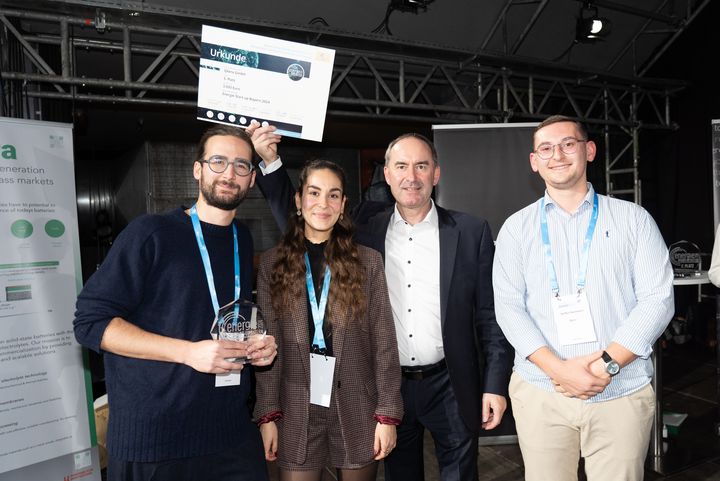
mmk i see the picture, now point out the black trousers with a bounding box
[383,368,478,481]
[107,431,268,481]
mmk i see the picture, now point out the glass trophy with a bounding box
[210,299,266,364]
[668,240,702,278]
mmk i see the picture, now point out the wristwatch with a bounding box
[601,351,620,376]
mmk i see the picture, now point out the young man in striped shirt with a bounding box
[492,115,674,481]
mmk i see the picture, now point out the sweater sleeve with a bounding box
[73,218,155,353]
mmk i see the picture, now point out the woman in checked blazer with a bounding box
[255,159,403,481]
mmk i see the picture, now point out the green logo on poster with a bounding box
[11,219,33,238]
[1,144,16,159]
[45,219,65,238]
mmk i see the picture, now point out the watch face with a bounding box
[607,360,620,376]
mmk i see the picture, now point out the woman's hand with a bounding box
[247,334,278,367]
[373,423,396,460]
[259,421,278,461]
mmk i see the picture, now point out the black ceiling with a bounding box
[10,0,708,78]
[0,0,714,150]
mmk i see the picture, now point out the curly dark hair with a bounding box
[270,159,366,320]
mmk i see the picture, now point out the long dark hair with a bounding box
[270,159,366,320]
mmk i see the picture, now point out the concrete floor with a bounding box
[268,437,720,481]
[268,338,720,481]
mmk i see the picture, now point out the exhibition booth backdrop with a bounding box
[0,117,100,481]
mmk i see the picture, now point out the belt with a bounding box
[401,358,447,380]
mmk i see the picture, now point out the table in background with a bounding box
[649,271,717,474]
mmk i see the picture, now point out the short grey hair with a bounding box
[384,132,438,166]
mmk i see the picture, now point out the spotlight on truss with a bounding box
[576,2,611,42]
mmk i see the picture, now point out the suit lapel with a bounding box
[437,206,458,328]
[364,209,393,259]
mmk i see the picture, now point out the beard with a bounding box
[200,174,249,211]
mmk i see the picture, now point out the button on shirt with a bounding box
[492,184,674,402]
[385,202,443,366]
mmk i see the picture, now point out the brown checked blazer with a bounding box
[254,244,403,466]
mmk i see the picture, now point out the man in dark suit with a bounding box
[250,124,512,481]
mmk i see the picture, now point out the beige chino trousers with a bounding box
[509,372,655,481]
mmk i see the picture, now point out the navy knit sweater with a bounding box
[74,207,255,462]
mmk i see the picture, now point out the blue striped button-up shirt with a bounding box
[492,184,674,402]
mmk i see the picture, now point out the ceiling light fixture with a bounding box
[576,2,611,42]
[372,0,436,35]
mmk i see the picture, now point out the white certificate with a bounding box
[198,25,336,142]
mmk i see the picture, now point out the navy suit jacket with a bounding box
[256,165,512,432]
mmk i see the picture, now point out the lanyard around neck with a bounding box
[189,204,240,315]
[540,191,598,296]
[304,252,331,351]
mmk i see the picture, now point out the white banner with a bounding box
[0,117,100,480]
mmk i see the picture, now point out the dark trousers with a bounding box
[384,368,478,481]
[107,432,268,481]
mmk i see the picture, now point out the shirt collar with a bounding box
[390,199,438,228]
[543,183,595,213]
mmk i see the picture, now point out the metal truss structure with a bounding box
[0,4,689,203]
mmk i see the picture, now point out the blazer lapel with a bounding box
[437,206,458,328]
[289,280,311,382]
[326,303,346,373]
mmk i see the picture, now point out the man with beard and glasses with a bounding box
[74,125,278,481]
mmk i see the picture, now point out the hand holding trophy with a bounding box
[212,299,267,364]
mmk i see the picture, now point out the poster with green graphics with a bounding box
[0,118,100,480]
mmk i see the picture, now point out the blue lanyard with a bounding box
[304,252,331,350]
[189,205,240,316]
[540,192,598,296]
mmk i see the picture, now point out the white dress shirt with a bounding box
[385,202,444,366]
[258,157,283,175]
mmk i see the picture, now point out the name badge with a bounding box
[215,370,242,387]
[310,353,336,407]
[551,291,597,346]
